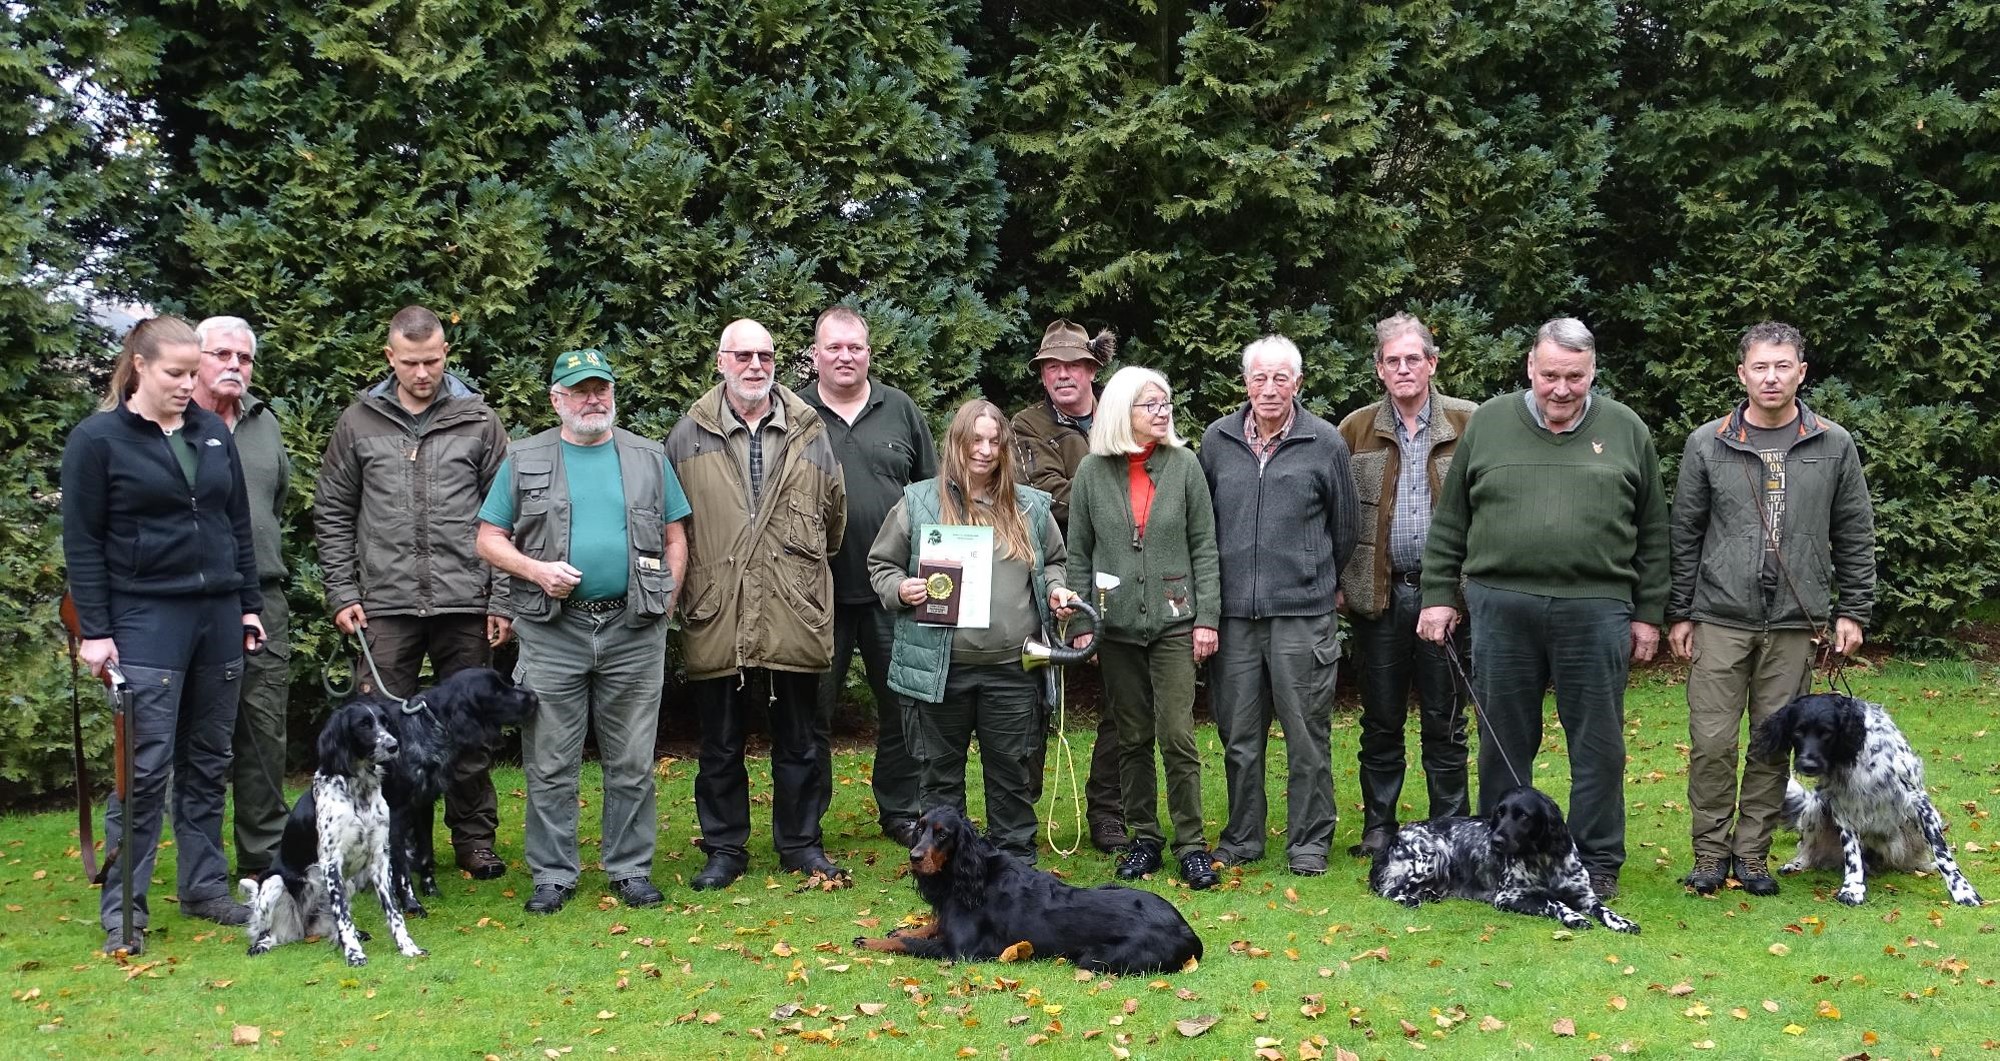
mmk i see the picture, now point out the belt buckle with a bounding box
[1396,570,1421,587]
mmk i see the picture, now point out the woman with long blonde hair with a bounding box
[869,399,1078,861]
[62,317,267,954]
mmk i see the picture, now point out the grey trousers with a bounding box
[1685,623,1812,862]
[1100,633,1207,858]
[1465,581,1631,876]
[517,605,668,888]
[817,601,920,828]
[1210,613,1339,862]
[231,583,291,875]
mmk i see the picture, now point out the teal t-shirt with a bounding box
[479,441,693,602]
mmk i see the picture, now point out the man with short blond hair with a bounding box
[315,305,513,886]
[801,306,936,847]
[668,319,849,891]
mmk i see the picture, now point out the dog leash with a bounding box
[321,631,408,707]
[1442,638,1529,791]
[1038,620,1085,859]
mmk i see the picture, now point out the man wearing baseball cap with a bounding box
[477,348,691,915]
[1010,319,1126,853]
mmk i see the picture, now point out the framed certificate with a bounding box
[917,524,993,628]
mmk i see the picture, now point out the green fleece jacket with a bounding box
[1066,443,1220,643]
[1420,391,1670,624]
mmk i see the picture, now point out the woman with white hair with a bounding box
[1066,366,1222,889]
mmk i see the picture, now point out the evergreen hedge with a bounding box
[3,0,1994,796]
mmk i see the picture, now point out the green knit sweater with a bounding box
[1420,391,1670,623]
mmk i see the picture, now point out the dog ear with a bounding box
[317,710,355,777]
[949,812,987,910]
[1830,697,1869,766]
[1536,795,1573,852]
[1750,701,1796,765]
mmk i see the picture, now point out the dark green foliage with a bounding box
[1590,0,2000,651]
[0,2,161,792]
[973,0,1617,421]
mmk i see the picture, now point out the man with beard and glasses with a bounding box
[192,316,294,882]
[477,349,689,915]
[667,319,849,891]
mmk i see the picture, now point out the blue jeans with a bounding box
[1464,581,1631,876]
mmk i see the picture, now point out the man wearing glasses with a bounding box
[315,305,514,886]
[1336,313,1477,861]
[1198,335,1359,877]
[667,318,849,891]
[191,316,293,881]
[478,349,690,915]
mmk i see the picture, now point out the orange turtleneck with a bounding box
[1126,444,1157,543]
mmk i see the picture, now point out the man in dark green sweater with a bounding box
[1417,317,1669,899]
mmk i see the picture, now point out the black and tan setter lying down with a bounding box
[854,807,1203,974]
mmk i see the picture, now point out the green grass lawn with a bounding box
[3,661,1995,1059]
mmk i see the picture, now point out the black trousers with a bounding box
[691,669,828,867]
[1353,580,1471,833]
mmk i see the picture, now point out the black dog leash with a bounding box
[1443,638,1529,791]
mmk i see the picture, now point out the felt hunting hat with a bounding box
[1031,319,1115,368]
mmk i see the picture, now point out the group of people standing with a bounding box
[61,301,1873,956]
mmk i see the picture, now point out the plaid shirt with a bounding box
[1387,398,1434,573]
[1242,404,1298,469]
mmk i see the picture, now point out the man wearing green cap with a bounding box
[477,349,691,915]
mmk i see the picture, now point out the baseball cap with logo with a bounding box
[551,348,615,387]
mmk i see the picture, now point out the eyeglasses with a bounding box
[1137,400,1174,416]
[1378,355,1431,371]
[202,348,255,366]
[723,349,776,366]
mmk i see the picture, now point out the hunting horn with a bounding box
[1022,599,1101,670]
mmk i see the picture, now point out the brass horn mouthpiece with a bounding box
[1021,599,1101,670]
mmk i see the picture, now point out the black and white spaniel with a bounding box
[242,699,426,965]
[1369,786,1639,933]
[1753,692,1983,907]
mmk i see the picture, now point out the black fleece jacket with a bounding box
[61,402,262,638]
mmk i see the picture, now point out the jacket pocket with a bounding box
[778,555,831,630]
[783,498,828,560]
[682,560,726,625]
[628,509,671,620]
[1162,574,1192,621]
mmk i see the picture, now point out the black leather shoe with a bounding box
[1587,870,1620,901]
[103,927,145,956]
[1180,850,1221,890]
[884,820,921,848]
[611,877,664,908]
[1346,826,1394,859]
[182,896,250,925]
[785,852,851,881]
[1114,840,1162,880]
[690,855,745,892]
[523,883,574,914]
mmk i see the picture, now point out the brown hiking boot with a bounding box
[1683,853,1728,895]
[1734,855,1779,896]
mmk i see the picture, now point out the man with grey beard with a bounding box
[477,349,691,915]
[191,316,292,881]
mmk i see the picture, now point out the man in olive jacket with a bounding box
[314,305,513,882]
[1668,321,1875,898]
[667,318,849,892]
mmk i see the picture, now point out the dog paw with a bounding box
[1558,912,1592,930]
[1779,860,1805,875]
[419,877,440,897]
[345,953,369,967]
[403,903,429,919]
[1603,914,1641,935]
[1835,885,1866,906]
[400,945,427,958]
[1951,890,1983,907]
